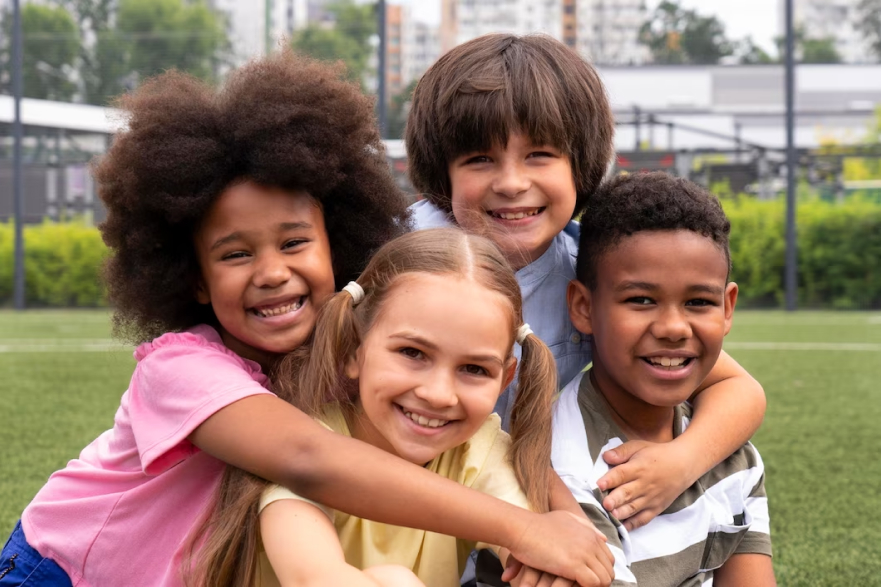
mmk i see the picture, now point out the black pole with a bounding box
[634,105,641,151]
[784,0,797,311]
[376,0,387,138]
[12,0,25,310]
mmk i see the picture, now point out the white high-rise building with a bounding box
[779,0,872,63]
[440,0,647,65]
[440,0,563,52]
[575,0,649,65]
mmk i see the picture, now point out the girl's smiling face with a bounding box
[346,273,516,465]
[194,181,336,368]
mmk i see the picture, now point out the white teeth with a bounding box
[493,209,540,220]
[403,410,448,428]
[254,297,304,317]
[648,356,688,368]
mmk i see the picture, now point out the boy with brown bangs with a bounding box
[553,172,774,586]
[405,33,768,533]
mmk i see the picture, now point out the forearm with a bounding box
[192,395,528,548]
[681,351,766,480]
[548,469,585,518]
[713,554,776,587]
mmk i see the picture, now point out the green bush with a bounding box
[2,198,881,309]
[724,196,881,309]
[0,220,108,307]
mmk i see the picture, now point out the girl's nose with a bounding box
[253,253,292,288]
[413,371,459,409]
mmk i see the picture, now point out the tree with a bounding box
[736,37,774,65]
[639,1,733,65]
[292,0,375,84]
[386,78,418,140]
[857,0,881,61]
[0,4,79,100]
[774,27,842,64]
[59,0,228,105]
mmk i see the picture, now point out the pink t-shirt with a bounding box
[21,325,274,587]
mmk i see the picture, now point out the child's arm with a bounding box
[190,395,602,583]
[712,554,776,587]
[261,499,382,587]
[597,351,765,530]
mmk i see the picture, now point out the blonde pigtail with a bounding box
[507,331,557,513]
[274,288,363,416]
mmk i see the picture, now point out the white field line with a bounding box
[725,342,881,352]
[0,339,130,353]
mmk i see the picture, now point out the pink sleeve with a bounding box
[130,338,274,475]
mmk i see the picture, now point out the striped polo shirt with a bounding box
[551,370,772,586]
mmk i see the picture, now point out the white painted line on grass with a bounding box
[0,339,130,353]
[725,342,881,352]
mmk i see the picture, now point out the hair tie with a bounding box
[516,323,533,345]
[342,281,365,305]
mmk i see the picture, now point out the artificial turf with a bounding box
[0,309,879,586]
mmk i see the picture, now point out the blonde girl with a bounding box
[194,228,614,587]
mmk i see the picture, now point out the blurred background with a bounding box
[1,3,880,586]
[1,0,880,310]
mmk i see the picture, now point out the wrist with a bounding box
[498,506,533,551]
[668,436,705,485]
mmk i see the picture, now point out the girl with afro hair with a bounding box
[0,51,605,587]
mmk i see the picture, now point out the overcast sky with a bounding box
[401,0,780,53]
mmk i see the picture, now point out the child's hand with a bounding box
[597,440,695,531]
[507,511,614,586]
[502,556,593,587]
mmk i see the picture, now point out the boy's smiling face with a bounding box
[447,132,576,270]
[568,230,737,415]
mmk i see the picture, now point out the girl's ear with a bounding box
[567,279,593,335]
[344,350,361,380]
[195,280,211,305]
[502,357,518,391]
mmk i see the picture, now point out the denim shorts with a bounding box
[0,521,72,586]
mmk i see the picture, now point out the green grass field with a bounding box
[1,309,879,586]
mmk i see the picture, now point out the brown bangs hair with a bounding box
[405,33,614,217]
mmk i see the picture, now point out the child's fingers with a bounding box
[599,439,651,467]
[622,509,656,532]
[515,566,543,587]
[501,555,524,583]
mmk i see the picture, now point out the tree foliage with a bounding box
[0,4,80,100]
[14,0,231,106]
[774,27,842,64]
[639,1,733,65]
[291,0,375,84]
[857,0,881,61]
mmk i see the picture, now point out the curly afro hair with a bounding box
[95,50,410,343]
[405,33,614,218]
[576,172,731,289]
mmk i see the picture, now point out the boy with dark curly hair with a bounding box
[405,33,768,534]
[0,50,608,587]
[554,172,775,586]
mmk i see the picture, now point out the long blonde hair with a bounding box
[186,228,557,586]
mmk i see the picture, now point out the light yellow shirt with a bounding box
[257,406,530,587]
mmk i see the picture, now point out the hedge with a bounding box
[725,196,881,309]
[0,220,108,307]
[2,197,881,308]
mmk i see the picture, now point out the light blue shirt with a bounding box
[410,199,593,429]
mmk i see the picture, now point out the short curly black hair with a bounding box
[576,172,731,289]
[95,50,410,343]
[405,33,614,218]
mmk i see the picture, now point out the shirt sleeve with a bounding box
[735,445,773,557]
[130,336,274,475]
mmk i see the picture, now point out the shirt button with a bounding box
[570,333,582,344]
